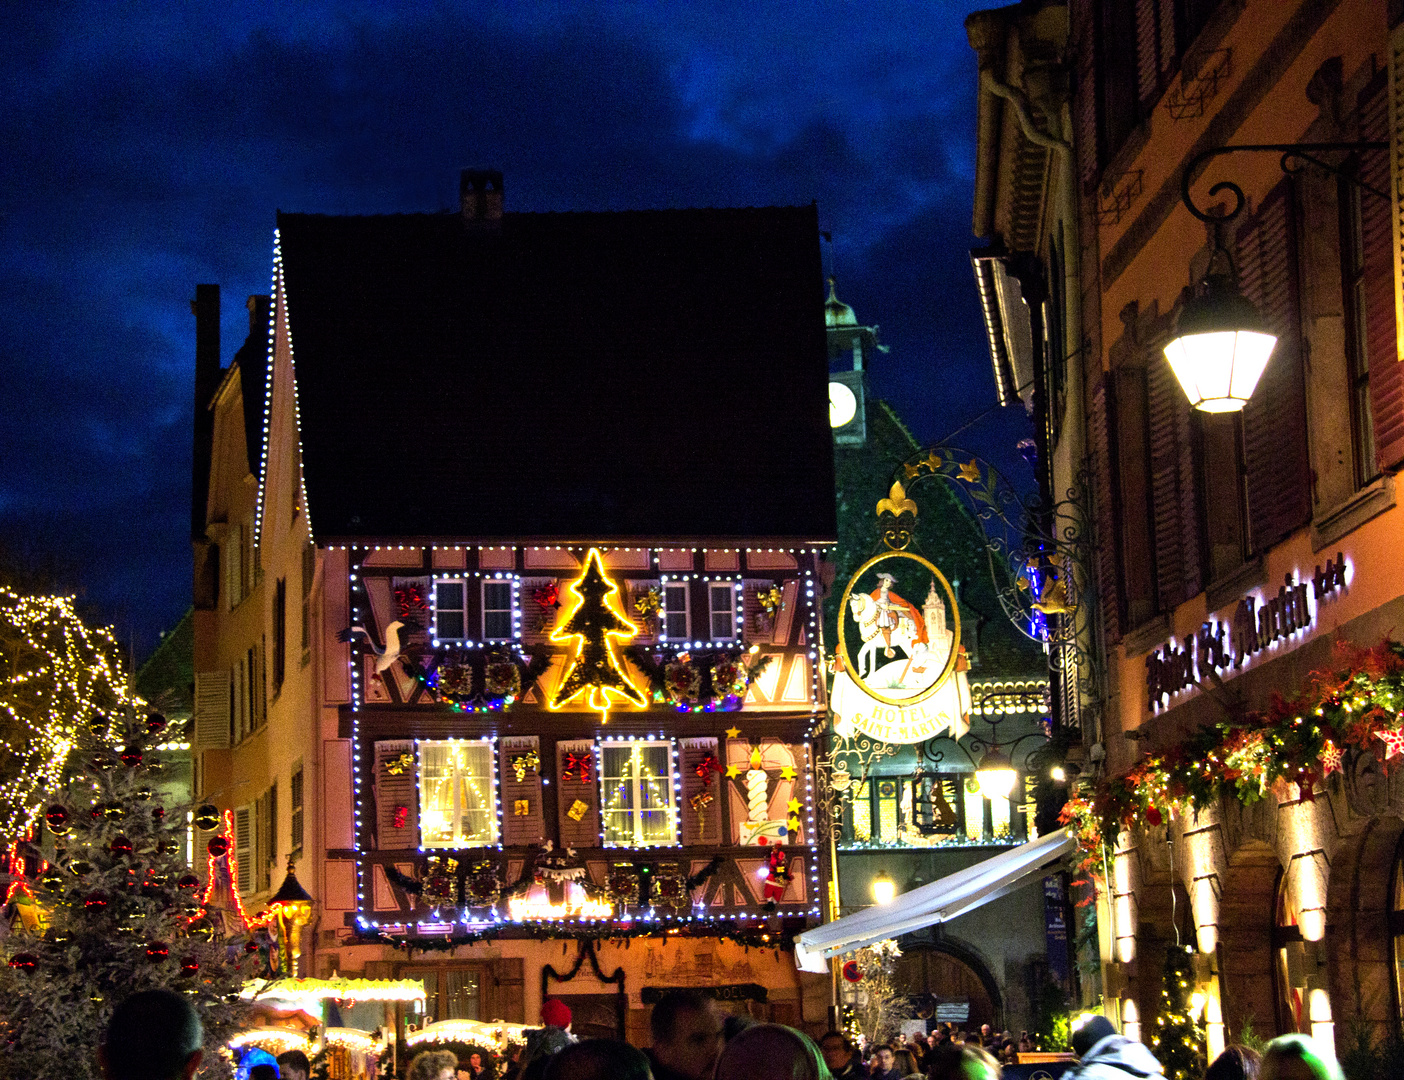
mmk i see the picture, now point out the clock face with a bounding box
[829,381,857,428]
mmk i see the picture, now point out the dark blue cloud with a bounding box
[0,0,1027,653]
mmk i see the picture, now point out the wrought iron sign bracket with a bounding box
[1182,141,1387,223]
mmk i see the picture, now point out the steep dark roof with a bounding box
[277,206,835,542]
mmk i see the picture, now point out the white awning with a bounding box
[793,828,1076,973]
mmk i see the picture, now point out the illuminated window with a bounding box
[662,583,690,641]
[851,780,872,842]
[709,583,736,640]
[964,781,985,841]
[876,780,900,843]
[600,741,676,846]
[481,579,513,641]
[434,580,467,641]
[418,741,498,848]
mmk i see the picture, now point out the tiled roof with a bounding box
[277,206,835,542]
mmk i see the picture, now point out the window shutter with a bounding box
[680,738,722,845]
[1136,0,1160,110]
[1237,181,1310,552]
[235,805,253,896]
[556,739,600,848]
[373,740,417,850]
[1090,381,1123,644]
[1148,352,1185,612]
[500,736,545,846]
[1072,0,1100,190]
[1363,65,1404,469]
[626,579,660,644]
[193,671,231,750]
[521,577,558,642]
[771,580,800,645]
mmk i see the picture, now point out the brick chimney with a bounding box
[460,170,504,222]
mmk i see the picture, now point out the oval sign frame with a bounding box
[836,550,962,709]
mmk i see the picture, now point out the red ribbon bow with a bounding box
[695,754,720,785]
[563,752,592,783]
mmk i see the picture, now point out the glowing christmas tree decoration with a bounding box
[549,549,646,715]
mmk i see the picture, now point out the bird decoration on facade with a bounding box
[337,619,418,675]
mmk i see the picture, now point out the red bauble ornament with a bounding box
[89,806,103,821]
[152,806,165,821]
[207,836,230,857]
[44,805,70,835]
[1145,805,1163,827]
[145,713,167,734]
[842,960,862,983]
[119,745,143,767]
[109,835,133,857]
[145,941,169,961]
[84,891,108,909]
[244,940,260,954]
[176,874,200,891]
[180,955,199,975]
[8,954,38,973]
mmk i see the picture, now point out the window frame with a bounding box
[417,739,500,850]
[432,578,470,644]
[597,739,678,848]
[480,577,516,642]
[708,581,738,641]
[1339,168,1380,490]
[661,580,691,643]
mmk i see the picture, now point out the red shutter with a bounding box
[1136,0,1160,110]
[1237,181,1310,552]
[1072,0,1101,191]
[1360,76,1404,469]
[1090,381,1123,644]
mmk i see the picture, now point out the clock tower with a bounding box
[825,278,882,446]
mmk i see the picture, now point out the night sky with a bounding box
[0,1,1033,656]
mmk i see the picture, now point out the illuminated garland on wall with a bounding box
[1061,637,1404,864]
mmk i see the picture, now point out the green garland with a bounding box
[1061,638,1404,862]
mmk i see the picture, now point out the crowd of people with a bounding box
[97,985,1350,1080]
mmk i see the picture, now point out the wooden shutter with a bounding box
[521,576,558,643]
[1147,352,1202,611]
[500,736,545,846]
[373,740,417,850]
[1135,0,1160,110]
[1090,381,1123,644]
[771,580,800,645]
[1072,0,1101,190]
[1237,181,1310,552]
[627,579,660,644]
[555,739,600,848]
[1363,66,1404,469]
[193,671,230,749]
[680,738,721,845]
[235,805,253,895]
[1113,365,1157,628]
[1157,0,1176,79]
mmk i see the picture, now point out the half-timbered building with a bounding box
[192,173,837,1041]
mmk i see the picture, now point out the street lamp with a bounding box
[870,872,897,906]
[974,747,1018,802]
[1163,274,1276,413]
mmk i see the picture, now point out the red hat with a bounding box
[541,998,572,1029]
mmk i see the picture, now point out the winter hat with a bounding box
[1071,1015,1117,1057]
[541,998,573,1029]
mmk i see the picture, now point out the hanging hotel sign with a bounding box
[831,551,970,744]
[1146,552,1348,711]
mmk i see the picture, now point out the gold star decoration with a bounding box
[925,450,943,471]
[787,816,801,833]
[787,798,801,814]
[725,764,743,779]
[724,726,741,739]
[778,765,797,781]
[958,458,981,483]
[903,462,921,479]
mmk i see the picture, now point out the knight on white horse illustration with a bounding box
[848,572,929,678]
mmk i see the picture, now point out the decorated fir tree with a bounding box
[0,704,253,1080]
[550,549,647,710]
[1149,944,1205,1080]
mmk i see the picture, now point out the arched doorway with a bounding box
[1326,816,1404,1050]
[893,942,1000,1032]
[1217,839,1282,1040]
